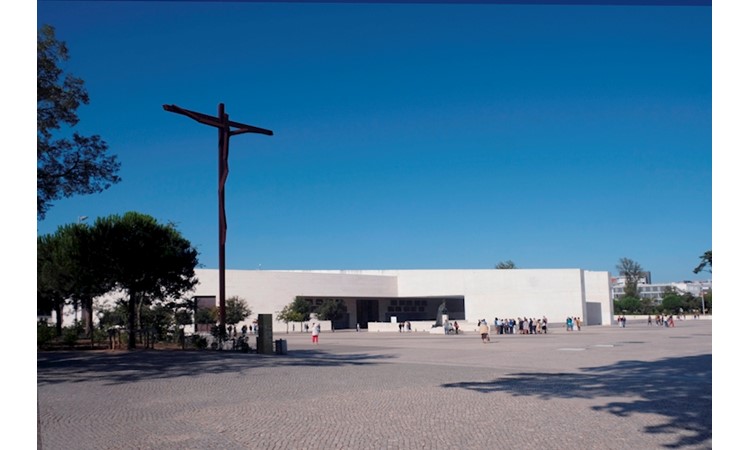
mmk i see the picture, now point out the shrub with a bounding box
[37,321,56,350]
[62,325,81,348]
[191,334,208,350]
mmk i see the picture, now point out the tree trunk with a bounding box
[81,297,93,337]
[54,302,64,336]
[127,290,137,350]
[136,294,144,345]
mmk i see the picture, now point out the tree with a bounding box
[37,24,121,220]
[37,223,111,337]
[616,257,645,299]
[90,212,199,349]
[660,292,686,314]
[315,299,347,331]
[225,296,252,325]
[693,250,712,274]
[614,296,642,314]
[38,232,73,336]
[195,307,217,327]
[494,260,517,269]
[277,297,312,333]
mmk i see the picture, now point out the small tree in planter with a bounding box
[315,299,347,331]
[278,297,312,333]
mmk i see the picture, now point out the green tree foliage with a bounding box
[174,310,194,328]
[693,250,712,274]
[658,287,703,314]
[660,293,686,314]
[37,212,198,349]
[640,296,655,315]
[195,307,217,325]
[494,260,517,269]
[140,303,176,341]
[37,25,121,220]
[702,290,712,312]
[277,297,312,332]
[37,223,111,336]
[38,232,72,336]
[97,302,128,329]
[37,320,57,350]
[315,299,347,330]
[225,296,252,325]
[614,296,642,314]
[88,212,199,349]
[616,257,646,298]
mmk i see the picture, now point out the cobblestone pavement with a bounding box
[38,319,711,450]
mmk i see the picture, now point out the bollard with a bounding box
[274,339,287,355]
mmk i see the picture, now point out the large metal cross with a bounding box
[163,103,273,334]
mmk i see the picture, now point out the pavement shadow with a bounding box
[442,354,711,449]
[37,349,395,386]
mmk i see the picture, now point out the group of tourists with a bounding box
[566,316,583,331]
[443,319,461,335]
[226,323,257,336]
[647,314,676,327]
[485,316,549,335]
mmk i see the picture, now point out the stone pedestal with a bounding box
[256,314,274,354]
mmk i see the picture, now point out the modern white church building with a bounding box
[192,268,614,332]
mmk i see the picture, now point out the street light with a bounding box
[77,215,88,224]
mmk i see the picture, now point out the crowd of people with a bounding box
[566,317,583,331]
[648,314,676,327]
[474,317,550,335]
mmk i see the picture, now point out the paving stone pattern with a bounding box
[38,319,712,450]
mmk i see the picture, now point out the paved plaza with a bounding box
[37,319,712,449]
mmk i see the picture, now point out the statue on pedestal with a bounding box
[435,301,448,326]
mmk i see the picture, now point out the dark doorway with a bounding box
[356,299,379,329]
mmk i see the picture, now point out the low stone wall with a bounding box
[367,320,475,333]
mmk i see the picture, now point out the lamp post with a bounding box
[163,103,273,335]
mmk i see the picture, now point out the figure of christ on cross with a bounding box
[163,103,273,334]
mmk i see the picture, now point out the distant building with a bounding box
[610,276,711,303]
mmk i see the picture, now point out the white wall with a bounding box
[194,268,604,330]
[45,268,611,330]
[355,269,587,324]
[584,270,614,325]
[193,269,399,332]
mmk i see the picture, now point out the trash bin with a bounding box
[274,339,287,355]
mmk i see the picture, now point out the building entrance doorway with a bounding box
[356,299,379,329]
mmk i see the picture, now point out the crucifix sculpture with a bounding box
[163,103,273,336]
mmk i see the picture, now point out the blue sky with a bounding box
[35,1,712,283]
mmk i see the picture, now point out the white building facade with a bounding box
[192,268,614,331]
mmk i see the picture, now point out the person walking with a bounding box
[312,323,320,344]
[479,320,490,343]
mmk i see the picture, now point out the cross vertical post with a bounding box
[163,103,273,337]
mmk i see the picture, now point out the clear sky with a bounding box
[35,1,712,283]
